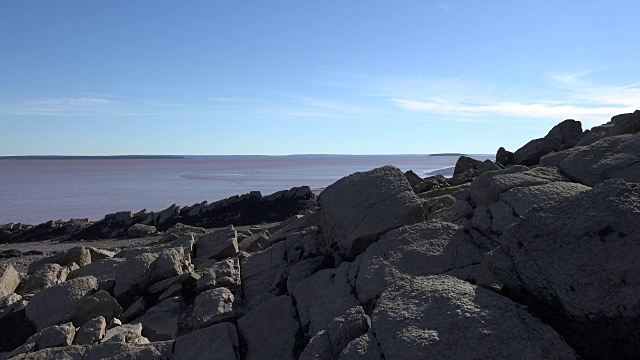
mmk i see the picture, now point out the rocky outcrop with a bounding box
[511,119,584,166]
[1,111,639,360]
[1,187,315,243]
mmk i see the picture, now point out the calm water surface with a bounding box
[0,155,491,224]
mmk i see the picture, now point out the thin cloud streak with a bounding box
[392,98,634,123]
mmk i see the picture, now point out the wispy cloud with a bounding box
[392,98,632,122]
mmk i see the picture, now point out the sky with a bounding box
[1,0,639,156]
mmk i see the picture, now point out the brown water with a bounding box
[0,155,491,224]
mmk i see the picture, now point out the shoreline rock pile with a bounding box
[0,110,638,359]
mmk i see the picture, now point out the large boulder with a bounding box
[192,288,235,329]
[25,276,98,331]
[195,225,238,261]
[0,264,20,297]
[237,295,302,360]
[559,132,640,186]
[453,156,500,176]
[25,322,76,350]
[372,275,577,360]
[132,296,183,341]
[319,166,423,260]
[293,262,360,337]
[27,246,91,274]
[70,290,122,326]
[75,316,106,345]
[21,263,74,294]
[512,119,583,166]
[174,322,239,360]
[0,300,36,352]
[356,221,485,305]
[489,179,640,359]
[196,258,240,292]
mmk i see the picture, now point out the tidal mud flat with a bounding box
[0,111,639,359]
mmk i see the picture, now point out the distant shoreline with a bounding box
[0,153,489,160]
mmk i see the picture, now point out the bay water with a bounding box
[0,155,491,225]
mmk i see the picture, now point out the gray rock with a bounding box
[491,180,640,319]
[338,333,382,360]
[293,262,360,337]
[84,341,172,360]
[8,345,86,360]
[161,223,206,243]
[25,276,98,331]
[20,263,79,294]
[67,258,125,285]
[496,146,514,166]
[559,132,640,186]
[195,225,238,260]
[196,258,240,292]
[469,166,566,206]
[158,283,182,302]
[122,297,146,321]
[237,231,270,253]
[113,253,159,299]
[174,322,239,360]
[101,323,149,344]
[453,156,500,176]
[240,241,288,306]
[356,222,485,304]
[539,146,584,167]
[498,181,591,216]
[27,246,91,274]
[148,272,200,294]
[70,290,122,326]
[87,247,116,262]
[0,264,20,297]
[403,170,423,188]
[192,288,235,329]
[0,293,21,310]
[414,174,448,194]
[372,275,577,360]
[237,295,301,360]
[576,111,640,146]
[324,306,370,356]
[319,166,424,260]
[127,223,158,238]
[132,296,182,341]
[287,256,330,294]
[151,247,188,283]
[286,226,322,265]
[25,322,76,349]
[513,119,583,166]
[75,316,106,345]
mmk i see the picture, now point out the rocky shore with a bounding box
[0,110,638,359]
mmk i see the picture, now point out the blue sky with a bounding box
[1,0,639,155]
